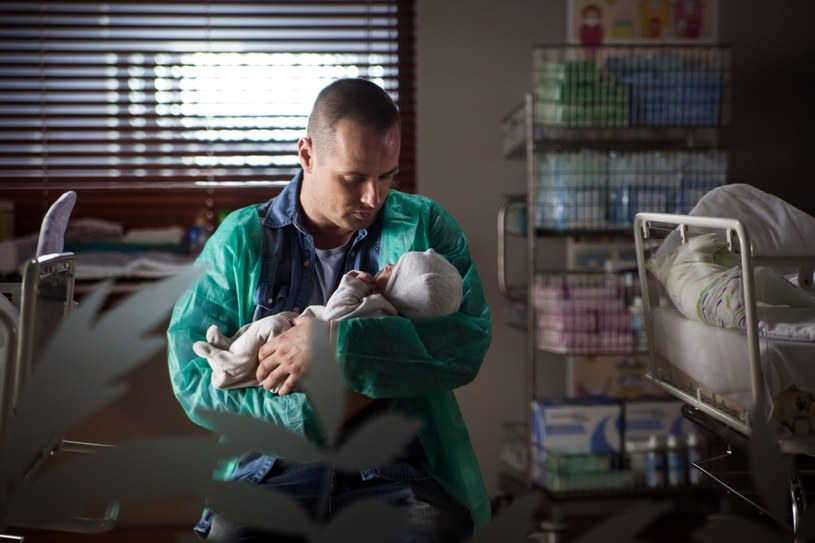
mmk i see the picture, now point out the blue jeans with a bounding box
[198,460,473,542]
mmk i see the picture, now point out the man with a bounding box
[167,78,492,542]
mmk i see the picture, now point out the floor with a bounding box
[3,505,793,543]
[2,528,192,543]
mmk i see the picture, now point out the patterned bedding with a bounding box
[647,232,815,340]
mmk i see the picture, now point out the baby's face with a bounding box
[374,264,394,293]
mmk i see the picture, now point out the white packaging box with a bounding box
[623,398,687,440]
[531,398,622,454]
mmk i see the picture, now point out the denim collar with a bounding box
[257,169,382,243]
[257,170,304,230]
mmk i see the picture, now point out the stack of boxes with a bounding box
[530,398,627,490]
[534,48,725,129]
[534,151,608,230]
[530,47,728,232]
[535,56,629,128]
[529,397,700,492]
[605,53,723,127]
[534,149,727,231]
[534,273,633,354]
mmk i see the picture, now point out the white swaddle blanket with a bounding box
[647,232,815,337]
[647,184,815,341]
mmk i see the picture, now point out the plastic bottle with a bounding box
[629,296,647,351]
[188,209,213,256]
[625,438,648,488]
[686,432,703,485]
[666,434,686,487]
[645,434,664,488]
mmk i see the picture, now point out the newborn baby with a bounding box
[193,248,463,389]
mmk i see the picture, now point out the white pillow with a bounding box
[656,184,815,258]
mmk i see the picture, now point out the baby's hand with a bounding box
[192,340,219,359]
[352,271,376,290]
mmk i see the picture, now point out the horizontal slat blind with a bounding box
[0,0,415,235]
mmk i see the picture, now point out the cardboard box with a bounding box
[623,398,687,440]
[529,445,629,490]
[531,397,622,454]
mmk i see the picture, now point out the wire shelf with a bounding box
[502,44,732,158]
[534,44,731,129]
[532,148,726,231]
[534,270,644,355]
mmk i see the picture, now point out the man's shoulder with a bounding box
[386,190,458,229]
[214,204,264,240]
[224,204,262,222]
[386,190,443,214]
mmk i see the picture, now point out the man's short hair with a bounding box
[307,78,400,159]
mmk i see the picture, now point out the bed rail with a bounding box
[633,212,815,438]
[634,213,763,436]
[632,209,815,534]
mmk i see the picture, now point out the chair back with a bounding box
[0,292,19,454]
[13,253,76,408]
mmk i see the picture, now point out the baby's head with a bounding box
[380,249,463,319]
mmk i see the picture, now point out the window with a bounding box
[0,1,416,236]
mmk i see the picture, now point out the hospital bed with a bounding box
[632,192,815,533]
[0,194,118,538]
[0,254,119,539]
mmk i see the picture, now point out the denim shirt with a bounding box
[250,170,382,321]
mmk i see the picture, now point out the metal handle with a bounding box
[497,194,527,301]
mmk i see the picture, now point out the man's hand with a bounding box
[256,315,316,395]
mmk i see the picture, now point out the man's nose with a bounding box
[361,179,380,208]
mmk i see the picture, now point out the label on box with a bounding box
[623,398,686,440]
[531,398,622,454]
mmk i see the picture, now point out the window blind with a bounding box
[0,0,415,236]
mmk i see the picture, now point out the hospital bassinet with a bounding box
[633,210,815,533]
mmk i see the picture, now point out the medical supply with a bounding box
[629,296,647,351]
[530,446,630,491]
[625,438,649,487]
[686,432,703,486]
[623,398,686,441]
[531,397,622,454]
[534,272,633,354]
[645,434,665,488]
[187,209,213,256]
[666,434,686,487]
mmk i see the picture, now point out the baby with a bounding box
[193,249,463,389]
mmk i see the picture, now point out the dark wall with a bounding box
[719,0,815,216]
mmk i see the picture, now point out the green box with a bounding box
[537,82,595,104]
[542,451,612,474]
[536,102,595,126]
[593,105,630,127]
[538,60,598,85]
[538,470,632,491]
[595,81,629,104]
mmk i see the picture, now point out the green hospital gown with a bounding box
[166,189,493,528]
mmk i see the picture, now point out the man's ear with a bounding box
[298,137,314,173]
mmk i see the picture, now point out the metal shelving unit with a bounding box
[498,44,732,512]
